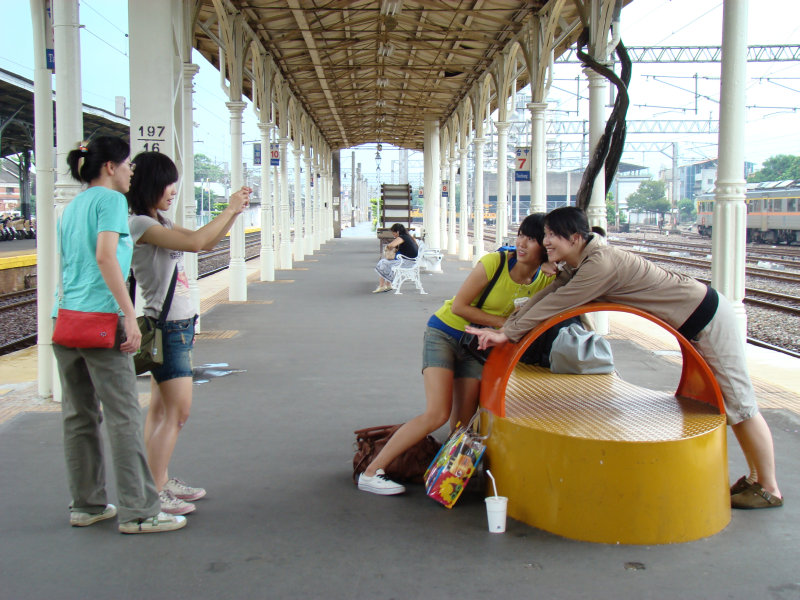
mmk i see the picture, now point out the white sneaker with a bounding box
[159,489,196,515]
[165,477,206,501]
[119,512,187,534]
[357,469,406,495]
[70,504,117,527]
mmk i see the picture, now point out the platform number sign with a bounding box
[515,147,531,182]
[442,180,449,198]
[137,125,166,153]
[270,143,280,166]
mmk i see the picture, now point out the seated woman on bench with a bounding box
[373,223,418,293]
[358,214,556,495]
[467,206,783,510]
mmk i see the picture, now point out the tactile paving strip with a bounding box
[505,364,725,442]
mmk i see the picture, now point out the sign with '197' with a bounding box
[135,125,166,153]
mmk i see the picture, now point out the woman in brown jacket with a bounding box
[467,206,783,510]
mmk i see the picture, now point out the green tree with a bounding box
[194,154,227,182]
[747,154,800,182]
[626,180,670,220]
[678,198,696,222]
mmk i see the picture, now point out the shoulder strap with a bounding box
[475,251,506,310]
[156,265,179,327]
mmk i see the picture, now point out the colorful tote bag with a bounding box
[424,411,489,509]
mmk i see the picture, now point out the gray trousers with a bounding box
[53,319,160,523]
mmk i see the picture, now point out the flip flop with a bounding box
[730,475,752,495]
[731,482,783,509]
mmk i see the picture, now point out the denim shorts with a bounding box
[422,326,484,380]
[150,316,196,383]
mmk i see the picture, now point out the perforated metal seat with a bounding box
[479,303,731,544]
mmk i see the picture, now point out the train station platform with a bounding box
[0,224,798,599]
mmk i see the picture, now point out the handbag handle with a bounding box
[474,250,506,310]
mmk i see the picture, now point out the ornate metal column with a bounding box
[472,137,486,262]
[258,121,275,281]
[423,114,441,250]
[712,0,749,333]
[459,146,469,261]
[293,145,304,261]
[31,0,56,398]
[527,102,548,214]
[495,120,510,239]
[225,100,247,300]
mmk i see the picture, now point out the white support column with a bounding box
[585,69,609,335]
[51,0,83,402]
[495,120,509,241]
[423,115,441,250]
[52,0,82,211]
[31,0,56,399]
[293,147,304,261]
[258,121,275,281]
[181,62,201,325]
[226,100,247,301]
[527,102,548,214]
[304,152,314,255]
[272,128,282,265]
[448,157,457,254]
[128,0,177,162]
[459,148,470,261]
[439,161,448,247]
[279,137,293,268]
[472,137,486,262]
[585,69,608,229]
[712,0,749,335]
[314,167,322,249]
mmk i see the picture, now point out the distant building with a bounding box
[661,158,755,203]
[0,167,20,214]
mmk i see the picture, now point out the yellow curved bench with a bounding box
[479,302,730,544]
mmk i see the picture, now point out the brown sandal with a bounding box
[731,482,783,509]
[730,475,752,495]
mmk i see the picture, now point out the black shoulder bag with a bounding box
[458,251,506,365]
[129,265,178,375]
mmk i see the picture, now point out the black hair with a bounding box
[127,152,179,222]
[518,213,546,245]
[544,206,591,241]
[66,136,129,183]
[517,213,548,263]
[390,223,407,235]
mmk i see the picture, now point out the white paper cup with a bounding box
[513,297,528,309]
[485,496,508,533]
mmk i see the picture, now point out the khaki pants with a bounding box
[53,319,160,524]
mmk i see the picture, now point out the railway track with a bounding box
[0,237,264,356]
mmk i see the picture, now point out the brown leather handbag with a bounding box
[352,424,441,484]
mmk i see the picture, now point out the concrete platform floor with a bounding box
[0,227,798,600]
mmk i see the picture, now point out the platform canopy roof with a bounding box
[192,0,589,151]
[0,69,129,160]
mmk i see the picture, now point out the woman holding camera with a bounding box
[127,151,251,515]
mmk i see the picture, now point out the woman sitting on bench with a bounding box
[373,223,418,293]
[358,214,556,495]
[467,206,783,510]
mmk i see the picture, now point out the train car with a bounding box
[696,180,800,244]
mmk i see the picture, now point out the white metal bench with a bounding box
[390,241,442,294]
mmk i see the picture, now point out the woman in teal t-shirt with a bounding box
[52,137,185,534]
[358,214,555,496]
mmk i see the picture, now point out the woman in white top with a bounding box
[127,151,251,515]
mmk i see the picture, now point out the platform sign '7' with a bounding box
[515,147,531,182]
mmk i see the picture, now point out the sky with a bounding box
[0,0,798,185]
